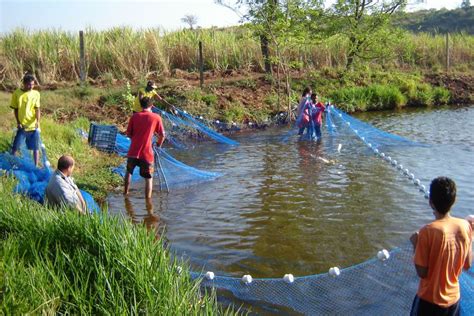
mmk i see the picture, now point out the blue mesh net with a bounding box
[154,107,239,146]
[329,106,427,149]
[0,131,100,213]
[177,109,471,314]
[112,132,222,189]
[190,242,473,314]
[153,147,222,190]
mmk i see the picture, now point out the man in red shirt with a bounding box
[124,97,166,198]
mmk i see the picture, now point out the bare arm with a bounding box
[410,231,419,251]
[155,133,165,147]
[35,107,41,129]
[14,109,21,127]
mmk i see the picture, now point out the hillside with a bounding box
[394,6,474,34]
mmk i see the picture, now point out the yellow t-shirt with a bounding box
[133,88,159,113]
[10,88,41,131]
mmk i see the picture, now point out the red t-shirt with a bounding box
[126,110,165,164]
[312,102,326,125]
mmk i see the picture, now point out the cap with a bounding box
[147,80,157,89]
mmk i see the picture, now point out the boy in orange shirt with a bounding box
[410,177,472,316]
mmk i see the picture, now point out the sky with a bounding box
[0,0,464,34]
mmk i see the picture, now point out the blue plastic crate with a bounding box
[88,123,118,153]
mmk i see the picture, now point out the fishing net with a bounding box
[0,131,100,213]
[330,106,426,149]
[153,107,239,148]
[153,147,222,190]
[191,242,473,314]
[185,108,472,314]
[112,132,222,189]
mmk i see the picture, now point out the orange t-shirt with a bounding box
[414,216,472,307]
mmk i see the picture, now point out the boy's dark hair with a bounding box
[429,177,456,214]
[311,93,318,102]
[22,73,36,84]
[58,155,74,172]
[302,87,311,97]
[140,97,152,108]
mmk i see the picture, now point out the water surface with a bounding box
[109,106,474,278]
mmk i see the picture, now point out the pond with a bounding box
[108,106,474,278]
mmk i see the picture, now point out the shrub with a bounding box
[432,87,450,105]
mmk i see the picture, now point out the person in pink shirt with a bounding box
[310,93,326,140]
[296,87,312,135]
[124,97,166,198]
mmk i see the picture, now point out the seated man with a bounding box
[45,155,87,214]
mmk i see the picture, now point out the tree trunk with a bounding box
[260,34,271,73]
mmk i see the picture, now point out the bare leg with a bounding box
[124,171,131,195]
[33,150,39,167]
[145,178,153,199]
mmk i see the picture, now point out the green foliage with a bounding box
[180,88,218,118]
[412,83,434,106]
[202,93,218,106]
[329,0,406,69]
[0,177,231,315]
[121,82,135,112]
[222,101,250,123]
[394,6,474,34]
[72,85,94,100]
[331,84,407,111]
[101,83,135,113]
[233,79,257,90]
[432,87,451,104]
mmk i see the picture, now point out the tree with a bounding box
[330,0,406,69]
[461,0,471,9]
[232,1,325,116]
[181,14,198,30]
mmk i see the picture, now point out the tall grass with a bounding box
[0,177,230,314]
[1,27,473,84]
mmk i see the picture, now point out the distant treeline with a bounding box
[394,6,474,34]
[0,26,473,85]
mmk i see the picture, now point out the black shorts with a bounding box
[410,295,460,316]
[126,158,154,179]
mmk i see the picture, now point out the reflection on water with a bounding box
[109,106,474,278]
[124,196,163,239]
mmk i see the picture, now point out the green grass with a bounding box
[0,177,232,315]
[0,91,123,203]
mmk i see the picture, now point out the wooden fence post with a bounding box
[199,41,204,88]
[79,30,86,84]
[445,33,450,73]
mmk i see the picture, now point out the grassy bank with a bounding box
[294,69,453,112]
[0,91,123,202]
[1,27,473,84]
[0,177,229,314]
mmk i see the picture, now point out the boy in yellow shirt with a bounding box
[10,74,41,166]
[132,80,164,113]
[410,177,472,316]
